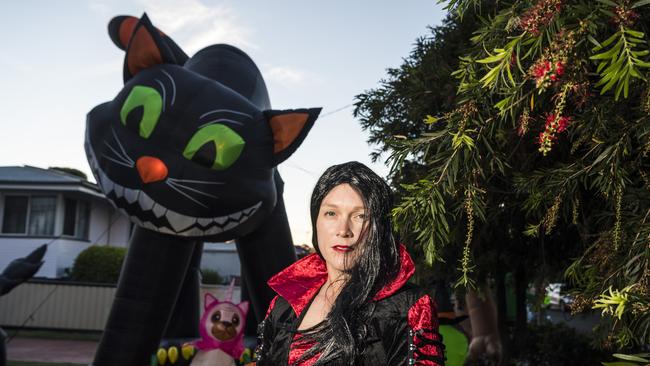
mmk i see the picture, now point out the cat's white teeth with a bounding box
[142,221,159,231]
[138,191,155,211]
[158,226,175,235]
[214,216,228,225]
[229,212,243,221]
[100,171,114,193]
[124,187,139,204]
[114,184,124,198]
[197,218,213,227]
[203,226,224,236]
[152,203,167,218]
[165,210,196,232]
[180,227,205,236]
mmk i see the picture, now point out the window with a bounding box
[1,195,56,235]
[2,196,28,233]
[62,198,90,240]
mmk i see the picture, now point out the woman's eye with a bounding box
[324,211,336,217]
[353,213,368,222]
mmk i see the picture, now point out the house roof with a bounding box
[0,166,104,198]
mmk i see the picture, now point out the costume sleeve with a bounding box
[387,294,445,366]
[253,295,279,365]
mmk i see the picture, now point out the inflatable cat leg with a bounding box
[85,13,320,365]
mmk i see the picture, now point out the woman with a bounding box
[255,162,445,365]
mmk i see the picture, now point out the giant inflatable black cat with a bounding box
[85,13,320,365]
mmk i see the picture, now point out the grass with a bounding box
[8,362,83,366]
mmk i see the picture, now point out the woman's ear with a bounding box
[264,108,321,165]
[107,13,188,83]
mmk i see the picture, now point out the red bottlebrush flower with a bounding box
[538,113,571,155]
[557,116,571,133]
[520,0,565,36]
[550,74,557,81]
[555,62,564,76]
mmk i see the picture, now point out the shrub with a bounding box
[509,322,607,366]
[71,246,126,284]
[201,268,223,285]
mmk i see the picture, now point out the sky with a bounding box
[0,0,446,245]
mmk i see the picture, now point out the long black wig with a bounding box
[298,161,401,365]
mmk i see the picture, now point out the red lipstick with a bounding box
[332,245,353,253]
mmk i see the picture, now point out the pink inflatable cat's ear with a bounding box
[107,13,188,83]
[204,293,219,309]
[238,301,250,316]
[264,108,322,165]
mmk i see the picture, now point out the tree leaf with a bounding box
[612,353,650,362]
[631,0,650,7]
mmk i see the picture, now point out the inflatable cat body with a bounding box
[86,13,320,365]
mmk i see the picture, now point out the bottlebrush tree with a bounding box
[356,0,650,354]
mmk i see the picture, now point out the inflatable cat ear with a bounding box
[264,108,320,165]
[107,13,188,83]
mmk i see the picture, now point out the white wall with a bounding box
[0,194,131,278]
[200,242,241,279]
[89,202,130,247]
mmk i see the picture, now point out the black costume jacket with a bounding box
[254,245,445,365]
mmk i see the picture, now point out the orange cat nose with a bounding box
[136,156,168,183]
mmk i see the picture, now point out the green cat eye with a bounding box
[183,124,245,170]
[120,85,162,139]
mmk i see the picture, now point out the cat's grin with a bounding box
[86,135,261,237]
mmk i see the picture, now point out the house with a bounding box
[0,166,131,278]
[0,165,243,281]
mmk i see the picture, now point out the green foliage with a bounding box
[356,0,650,354]
[200,268,223,285]
[590,28,650,100]
[71,245,126,284]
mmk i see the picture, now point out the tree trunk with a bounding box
[495,268,510,365]
[466,285,502,364]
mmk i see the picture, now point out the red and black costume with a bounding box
[254,245,445,365]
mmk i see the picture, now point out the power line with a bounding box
[319,104,353,118]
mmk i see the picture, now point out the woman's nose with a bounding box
[336,218,353,237]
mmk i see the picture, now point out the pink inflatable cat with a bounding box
[194,292,249,360]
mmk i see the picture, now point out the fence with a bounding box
[0,279,240,331]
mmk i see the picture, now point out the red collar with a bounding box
[267,244,415,316]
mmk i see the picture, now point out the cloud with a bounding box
[135,0,256,54]
[263,65,307,86]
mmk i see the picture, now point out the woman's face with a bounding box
[316,183,367,279]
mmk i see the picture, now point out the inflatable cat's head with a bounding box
[195,293,249,359]
[85,14,320,240]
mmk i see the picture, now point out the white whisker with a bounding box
[102,154,134,168]
[200,109,252,120]
[166,181,208,208]
[111,128,134,164]
[199,119,244,129]
[161,69,176,106]
[168,180,219,199]
[167,178,224,185]
[155,78,166,112]
[103,141,131,163]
